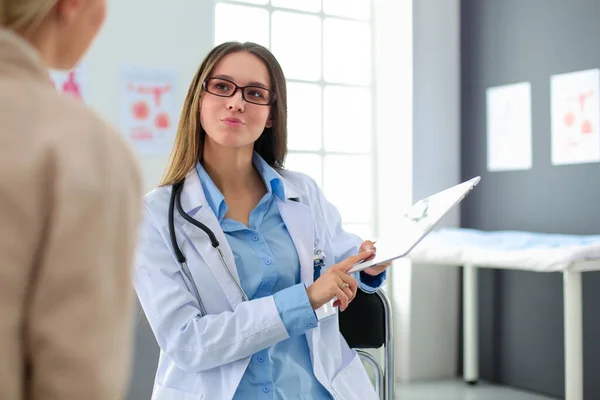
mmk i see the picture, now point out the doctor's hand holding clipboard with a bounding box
[358,240,393,277]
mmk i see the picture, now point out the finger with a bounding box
[342,285,353,301]
[338,273,358,302]
[360,240,376,252]
[348,277,359,301]
[337,251,376,272]
[374,262,392,271]
[335,276,353,301]
[337,269,357,284]
[363,262,392,276]
[335,287,350,311]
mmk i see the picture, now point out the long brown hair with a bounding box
[160,41,288,186]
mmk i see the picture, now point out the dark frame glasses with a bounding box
[202,77,276,106]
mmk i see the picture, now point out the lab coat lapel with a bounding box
[275,178,318,367]
[178,170,244,309]
[276,197,315,288]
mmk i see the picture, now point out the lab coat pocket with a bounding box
[329,350,378,400]
[152,383,204,400]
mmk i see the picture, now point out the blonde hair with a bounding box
[0,0,57,32]
[160,42,288,187]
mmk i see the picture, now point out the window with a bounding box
[214,0,375,239]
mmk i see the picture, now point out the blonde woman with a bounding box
[135,41,390,399]
[0,1,141,399]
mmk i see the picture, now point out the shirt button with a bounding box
[252,235,259,242]
[265,259,272,265]
[306,323,314,329]
[262,386,270,393]
[257,355,265,363]
[261,283,270,290]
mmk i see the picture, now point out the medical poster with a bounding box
[49,61,89,102]
[118,67,178,155]
[551,68,600,166]
[486,82,532,171]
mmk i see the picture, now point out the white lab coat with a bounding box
[134,168,380,400]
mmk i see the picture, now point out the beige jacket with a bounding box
[0,29,142,399]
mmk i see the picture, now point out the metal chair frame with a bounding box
[352,289,395,400]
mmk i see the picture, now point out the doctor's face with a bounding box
[199,51,274,151]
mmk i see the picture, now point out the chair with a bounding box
[338,288,394,400]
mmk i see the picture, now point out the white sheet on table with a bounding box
[409,228,600,272]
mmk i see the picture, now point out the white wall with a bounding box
[373,0,414,382]
[85,0,215,193]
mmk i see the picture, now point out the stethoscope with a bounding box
[169,180,249,316]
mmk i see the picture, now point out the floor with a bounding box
[394,380,557,400]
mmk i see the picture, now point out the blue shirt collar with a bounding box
[252,152,286,201]
[195,152,286,221]
[195,162,227,221]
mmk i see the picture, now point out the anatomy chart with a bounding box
[550,69,600,165]
[118,68,178,155]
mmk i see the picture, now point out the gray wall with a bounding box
[413,0,460,204]
[461,0,600,398]
[126,303,159,399]
[407,0,463,381]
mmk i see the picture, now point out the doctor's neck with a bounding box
[201,143,262,195]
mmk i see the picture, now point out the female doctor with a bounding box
[134,41,390,400]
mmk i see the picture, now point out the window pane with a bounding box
[215,3,269,47]
[343,223,373,240]
[285,153,323,187]
[226,0,269,5]
[272,0,321,12]
[324,155,372,222]
[324,86,371,153]
[287,82,322,151]
[271,11,321,81]
[323,0,371,19]
[324,18,371,85]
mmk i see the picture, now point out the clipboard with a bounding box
[347,176,481,274]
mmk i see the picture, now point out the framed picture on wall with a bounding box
[550,68,600,166]
[486,82,533,172]
[118,67,178,155]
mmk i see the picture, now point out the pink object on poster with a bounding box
[119,68,178,154]
[62,71,83,100]
[551,69,600,165]
[49,63,89,102]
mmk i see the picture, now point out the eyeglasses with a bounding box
[202,77,276,106]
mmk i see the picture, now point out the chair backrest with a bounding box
[338,289,386,349]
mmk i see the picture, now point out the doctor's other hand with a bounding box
[306,251,373,312]
[359,240,392,276]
